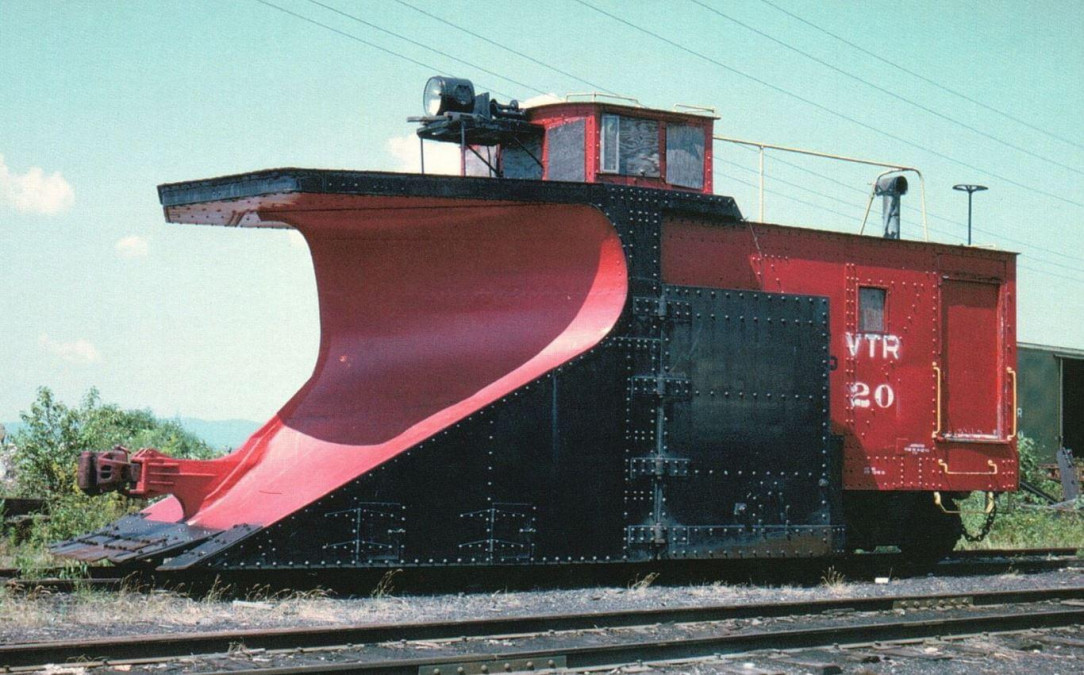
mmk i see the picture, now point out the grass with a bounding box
[0,557,1075,646]
[0,578,341,638]
[954,435,1084,552]
[629,571,660,591]
[958,494,1084,550]
[819,565,846,589]
[0,484,139,577]
[370,569,403,599]
[0,533,95,578]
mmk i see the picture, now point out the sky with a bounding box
[2,0,1082,425]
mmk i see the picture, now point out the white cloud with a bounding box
[0,153,75,215]
[115,235,149,258]
[386,134,461,175]
[39,334,102,364]
[285,230,307,249]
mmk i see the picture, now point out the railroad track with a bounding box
[945,547,1080,557]
[0,567,132,593]
[3,584,1083,672]
[851,546,1082,578]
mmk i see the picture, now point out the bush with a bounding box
[1016,435,1063,498]
[9,387,218,496]
[1,387,222,570]
[959,435,1084,550]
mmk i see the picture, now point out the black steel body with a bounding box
[61,171,843,570]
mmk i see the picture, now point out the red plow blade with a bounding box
[72,188,626,562]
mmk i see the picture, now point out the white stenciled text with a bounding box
[845,333,901,360]
[849,382,895,409]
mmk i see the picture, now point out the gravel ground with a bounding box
[642,626,1084,674]
[142,597,1081,675]
[1,566,1081,646]
[25,603,1084,674]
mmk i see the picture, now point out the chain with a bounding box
[961,500,998,543]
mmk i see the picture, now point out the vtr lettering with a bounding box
[845,333,901,360]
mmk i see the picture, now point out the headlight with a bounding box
[423,76,475,116]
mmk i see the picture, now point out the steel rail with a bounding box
[195,604,1084,675]
[939,547,1080,559]
[3,585,1083,670]
[1,577,124,591]
[857,549,1081,578]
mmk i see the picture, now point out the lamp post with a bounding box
[952,184,988,246]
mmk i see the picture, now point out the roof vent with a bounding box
[875,174,908,239]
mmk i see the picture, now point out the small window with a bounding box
[600,115,619,173]
[599,114,660,177]
[502,137,543,180]
[464,145,494,177]
[547,119,586,181]
[666,124,705,189]
[859,287,886,332]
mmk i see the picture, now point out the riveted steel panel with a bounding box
[658,287,839,557]
[50,514,218,564]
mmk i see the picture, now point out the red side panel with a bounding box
[662,218,1017,492]
[942,280,1001,438]
[145,195,628,530]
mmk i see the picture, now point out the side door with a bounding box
[940,278,1004,440]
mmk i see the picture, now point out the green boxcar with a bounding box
[1018,342,1084,461]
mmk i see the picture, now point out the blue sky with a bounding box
[2,0,1082,424]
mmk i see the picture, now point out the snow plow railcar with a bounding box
[58,79,1018,570]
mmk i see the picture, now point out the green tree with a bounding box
[2,387,224,566]
[11,387,219,495]
[10,387,83,494]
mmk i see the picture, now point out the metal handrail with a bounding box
[934,490,995,515]
[938,459,999,476]
[1007,367,1018,440]
[672,103,718,117]
[932,362,942,439]
[565,92,643,106]
[713,134,927,240]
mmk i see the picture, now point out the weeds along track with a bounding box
[2,584,1083,672]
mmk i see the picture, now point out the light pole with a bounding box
[953,184,988,246]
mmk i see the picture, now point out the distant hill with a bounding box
[172,418,261,451]
[1,422,22,444]
[2,418,261,452]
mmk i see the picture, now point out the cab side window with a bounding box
[599,114,659,177]
[859,287,886,332]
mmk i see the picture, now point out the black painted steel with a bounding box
[65,172,846,571]
[50,513,218,563]
[626,287,839,558]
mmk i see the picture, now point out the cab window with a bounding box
[546,119,585,181]
[599,114,659,177]
[666,124,705,189]
[859,287,886,332]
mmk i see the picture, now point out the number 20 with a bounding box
[849,382,894,409]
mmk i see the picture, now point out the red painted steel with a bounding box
[139,194,628,530]
[661,217,1017,492]
[942,280,1001,437]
